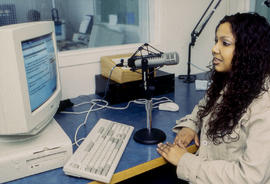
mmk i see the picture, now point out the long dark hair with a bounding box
[198,13,270,144]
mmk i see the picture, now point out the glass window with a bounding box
[0,0,150,51]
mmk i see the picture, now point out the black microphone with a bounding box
[265,0,270,7]
[127,52,179,69]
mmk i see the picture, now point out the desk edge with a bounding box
[89,144,198,184]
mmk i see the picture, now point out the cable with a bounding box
[102,65,117,100]
[190,62,210,73]
[60,100,108,115]
[73,99,106,147]
[152,97,173,108]
[61,97,173,115]
[60,99,143,117]
[60,96,174,147]
[72,138,85,146]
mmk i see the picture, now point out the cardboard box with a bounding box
[100,53,142,84]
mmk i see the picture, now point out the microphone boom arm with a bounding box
[128,43,164,71]
[191,0,215,46]
[181,0,222,83]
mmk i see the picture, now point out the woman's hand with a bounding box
[174,127,199,148]
[157,142,187,166]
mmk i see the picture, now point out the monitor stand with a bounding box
[0,119,73,183]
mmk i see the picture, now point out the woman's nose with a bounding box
[212,43,219,55]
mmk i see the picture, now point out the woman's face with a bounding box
[212,22,235,73]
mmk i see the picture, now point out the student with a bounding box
[157,12,270,183]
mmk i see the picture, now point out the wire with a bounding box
[73,99,105,147]
[62,56,175,146]
[72,138,84,146]
[103,65,117,100]
[60,100,108,115]
[152,97,173,108]
[60,96,174,147]
[190,63,209,72]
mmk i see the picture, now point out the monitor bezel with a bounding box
[0,21,61,135]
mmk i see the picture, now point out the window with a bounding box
[0,0,150,52]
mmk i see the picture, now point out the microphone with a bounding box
[127,52,179,69]
[265,0,270,7]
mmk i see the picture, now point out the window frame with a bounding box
[57,0,161,68]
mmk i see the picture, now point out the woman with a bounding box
[157,12,270,183]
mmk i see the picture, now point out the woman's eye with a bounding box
[223,41,231,46]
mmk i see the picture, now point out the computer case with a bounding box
[0,120,72,183]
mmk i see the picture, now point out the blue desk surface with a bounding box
[7,77,206,184]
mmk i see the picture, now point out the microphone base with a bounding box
[178,74,196,83]
[133,128,166,144]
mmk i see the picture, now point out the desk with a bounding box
[7,77,206,184]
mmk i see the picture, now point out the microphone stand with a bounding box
[133,58,166,144]
[179,0,222,83]
[129,43,166,144]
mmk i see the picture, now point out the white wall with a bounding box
[228,0,251,14]
[58,0,250,100]
[156,0,227,75]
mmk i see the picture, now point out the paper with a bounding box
[195,80,209,90]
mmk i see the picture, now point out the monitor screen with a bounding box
[0,21,62,136]
[22,34,57,112]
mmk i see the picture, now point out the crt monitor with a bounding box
[0,21,61,137]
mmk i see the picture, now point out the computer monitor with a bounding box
[88,24,124,47]
[0,21,61,137]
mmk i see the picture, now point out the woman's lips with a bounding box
[213,57,222,65]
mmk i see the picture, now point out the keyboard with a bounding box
[63,118,134,183]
